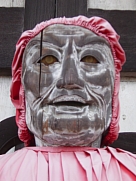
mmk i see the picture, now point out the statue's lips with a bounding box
[51,102,88,113]
[52,95,86,104]
[50,101,87,107]
[47,95,89,113]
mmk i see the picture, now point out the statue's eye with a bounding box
[39,55,58,65]
[81,56,99,63]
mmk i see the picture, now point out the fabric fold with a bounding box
[75,151,93,181]
[0,147,135,181]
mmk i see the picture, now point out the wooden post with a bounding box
[24,0,56,30]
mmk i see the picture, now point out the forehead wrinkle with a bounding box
[42,24,109,46]
[27,24,110,50]
[42,33,66,47]
[42,32,109,49]
[83,36,109,47]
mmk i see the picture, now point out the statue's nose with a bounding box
[56,58,84,90]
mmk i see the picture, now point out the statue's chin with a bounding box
[26,104,105,147]
[41,131,102,147]
[39,105,105,146]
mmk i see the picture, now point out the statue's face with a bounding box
[22,24,115,147]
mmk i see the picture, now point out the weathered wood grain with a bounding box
[56,0,87,17]
[24,0,87,29]
[0,8,24,72]
[24,0,56,30]
[1,1,136,73]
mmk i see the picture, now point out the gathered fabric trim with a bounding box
[10,16,126,146]
[0,147,135,181]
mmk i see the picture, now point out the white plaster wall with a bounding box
[0,0,135,133]
[119,78,136,132]
[0,77,15,121]
[87,0,136,10]
[0,76,136,133]
[0,0,25,7]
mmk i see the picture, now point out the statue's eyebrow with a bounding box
[41,35,109,49]
[81,36,109,47]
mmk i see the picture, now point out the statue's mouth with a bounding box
[50,101,88,107]
[47,95,90,112]
[53,95,86,104]
[44,95,95,113]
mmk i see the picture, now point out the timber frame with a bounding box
[0,0,136,74]
[0,1,136,154]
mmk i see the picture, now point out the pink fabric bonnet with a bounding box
[10,16,126,146]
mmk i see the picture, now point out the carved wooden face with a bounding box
[22,24,115,147]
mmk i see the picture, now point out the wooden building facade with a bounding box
[0,0,136,133]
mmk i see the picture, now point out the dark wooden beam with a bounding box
[0,68,11,76]
[87,9,136,72]
[0,8,24,74]
[24,0,56,30]
[56,0,87,17]
[1,2,136,73]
